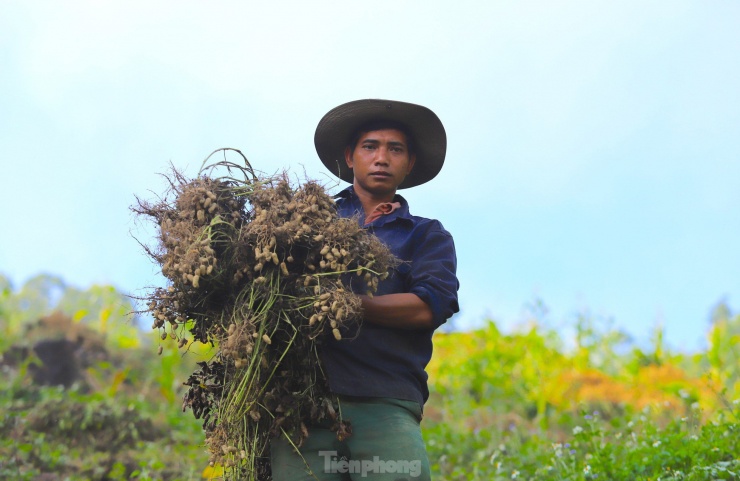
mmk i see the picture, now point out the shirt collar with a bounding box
[335,186,411,226]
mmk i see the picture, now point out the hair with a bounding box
[347,120,416,156]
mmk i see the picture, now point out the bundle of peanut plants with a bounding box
[133,149,396,480]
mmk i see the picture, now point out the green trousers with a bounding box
[270,397,431,481]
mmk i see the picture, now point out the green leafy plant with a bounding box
[2,274,739,480]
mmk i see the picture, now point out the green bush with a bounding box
[1,275,738,480]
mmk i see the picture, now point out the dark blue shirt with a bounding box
[321,186,460,407]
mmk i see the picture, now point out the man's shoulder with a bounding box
[404,212,454,239]
[393,194,450,234]
[334,187,360,215]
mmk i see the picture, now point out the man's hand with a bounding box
[358,293,434,330]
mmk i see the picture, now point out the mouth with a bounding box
[370,171,392,178]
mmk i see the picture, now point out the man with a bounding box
[271,99,459,480]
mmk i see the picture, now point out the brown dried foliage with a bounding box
[132,153,397,480]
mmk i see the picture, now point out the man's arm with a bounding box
[358,293,435,330]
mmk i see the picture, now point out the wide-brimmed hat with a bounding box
[314,99,446,189]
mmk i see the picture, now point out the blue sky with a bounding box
[1,1,738,351]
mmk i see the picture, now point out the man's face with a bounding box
[344,128,416,199]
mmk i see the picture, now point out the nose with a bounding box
[374,146,390,165]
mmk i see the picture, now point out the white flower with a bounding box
[573,426,584,435]
[552,443,563,457]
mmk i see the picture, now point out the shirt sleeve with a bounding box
[406,222,460,328]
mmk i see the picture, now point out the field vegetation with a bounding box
[1,273,737,480]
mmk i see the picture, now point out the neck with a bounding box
[352,185,397,218]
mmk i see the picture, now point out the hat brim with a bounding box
[314,99,446,189]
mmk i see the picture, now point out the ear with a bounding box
[344,146,354,169]
[406,153,416,175]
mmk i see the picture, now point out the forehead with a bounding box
[355,128,409,145]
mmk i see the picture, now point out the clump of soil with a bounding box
[132,150,396,480]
